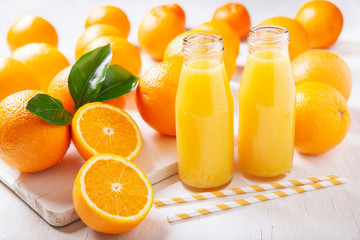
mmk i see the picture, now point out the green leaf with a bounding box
[26,94,73,125]
[93,65,139,102]
[68,44,112,111]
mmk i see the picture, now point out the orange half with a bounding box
[73,154,154,234]
[72,102,142,161]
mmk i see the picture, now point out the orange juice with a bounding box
[238,26,295,178]
[176,34,233,190]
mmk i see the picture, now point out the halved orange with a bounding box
[72,102,142,161]
[73,154,154,234]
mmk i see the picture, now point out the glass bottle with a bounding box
[176,33,234,191]
[238,25,295,179]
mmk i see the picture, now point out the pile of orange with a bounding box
[135,4,188,136]
[74,5,142,108]
[75,6,141,77]
[291,49,352,155]
[6,15,69,91]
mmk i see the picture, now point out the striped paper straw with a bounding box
[167,177,348,223]
[155,175,339,206]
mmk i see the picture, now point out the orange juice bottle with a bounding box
[176,33,234,191]
[238,26,295,178]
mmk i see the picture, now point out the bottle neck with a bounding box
[248,25,289,56]
[182,33,224,68]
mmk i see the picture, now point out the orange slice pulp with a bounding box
[73,154,154,234]
[71,102,142,161]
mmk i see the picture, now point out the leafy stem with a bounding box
[26,45,139,125]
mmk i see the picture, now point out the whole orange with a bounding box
[295,0,343,48]
[135,61,182,136]
[138,7,185,61]
[75,24,124,60]
[48,66,126,114]
[0,90,71,172]
[212,2,251,39]
[7,15,58,51]
[85,5,130,38]
[84,36,141,77]
[295,82,350,155]
[0,57,40,101]
[292,49,352,100]
[161,3,186,27]
[259,17,310,60]
[164,30,237,80]
[11,43,70,91]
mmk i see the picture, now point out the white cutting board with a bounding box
[0,81,240,227]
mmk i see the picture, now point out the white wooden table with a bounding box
[0,0,359,239]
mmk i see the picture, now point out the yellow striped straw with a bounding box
[167,177,348,223]
[155,175,339,206]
